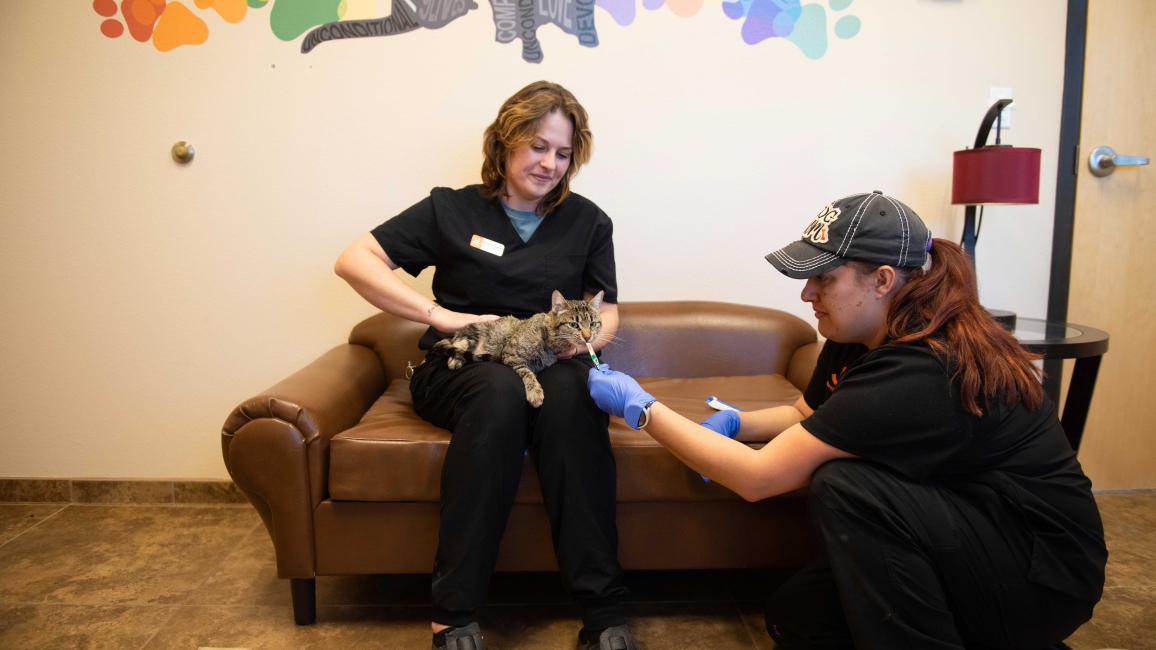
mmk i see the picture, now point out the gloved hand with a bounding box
[701,410,741,439]
[587,364,656,429]
[698,410,741,484]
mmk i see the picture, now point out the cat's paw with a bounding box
[447,357,463,370]
[526,387,545,408]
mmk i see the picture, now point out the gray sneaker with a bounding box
[433,622,486,650]
[577,624,637,650]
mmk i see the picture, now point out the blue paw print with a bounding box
[722,0,860,58]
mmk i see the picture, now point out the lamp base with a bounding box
[987,308,1017,332]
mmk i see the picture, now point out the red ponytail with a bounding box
[887,239,1043,416]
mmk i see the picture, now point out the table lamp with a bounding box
[952,98,1041,329]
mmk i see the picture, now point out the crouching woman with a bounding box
[586,191,1106,649]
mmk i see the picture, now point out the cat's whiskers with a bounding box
[596,334,625,347]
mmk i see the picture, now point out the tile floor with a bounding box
[0,493,1152,649]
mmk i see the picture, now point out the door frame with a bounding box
[1044,0,1089,399]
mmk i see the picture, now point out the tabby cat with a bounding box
[431,290,604,407]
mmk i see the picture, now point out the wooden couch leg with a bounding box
[291,578,317,625]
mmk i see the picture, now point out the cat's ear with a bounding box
[589,290,604,311]
[551,290,566,313]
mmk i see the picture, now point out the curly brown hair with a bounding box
[480,81,593,216]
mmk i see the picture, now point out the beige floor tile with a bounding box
[737,603,775,650]
[0,505,259,606]
[0,494,1149,649]
[1097,492,1156,590]
[185,526,291,608]
[623,602,757,650]
[480,604,583,650]
[0,603,177,649]
[142,605,431,649]
[190,526,433,609]
[0,504,65,546]
[479,602,758,650]
[1066,586,1156,650]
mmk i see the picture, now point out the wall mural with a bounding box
[91,0,862,61]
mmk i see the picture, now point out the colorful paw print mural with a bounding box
[722,0,860,58]
[92,0,860,61]
[597,0,706,27]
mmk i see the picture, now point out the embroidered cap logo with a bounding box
[801,204,840,244]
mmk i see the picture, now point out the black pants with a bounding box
[766,460,1096,650]
[409,354,627,630]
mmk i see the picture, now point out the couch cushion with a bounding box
[328,374,801,503]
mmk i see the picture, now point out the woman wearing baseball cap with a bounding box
[587,191,1106,648]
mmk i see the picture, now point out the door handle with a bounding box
[1088,145,1149,177]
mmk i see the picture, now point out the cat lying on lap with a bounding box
[432,290,604,407]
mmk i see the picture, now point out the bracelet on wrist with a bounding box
[637,400,657,429]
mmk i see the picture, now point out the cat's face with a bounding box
[548,290,603,351]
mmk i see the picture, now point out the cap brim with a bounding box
[765,240,846,279]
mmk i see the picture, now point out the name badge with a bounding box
[470,234,505,257]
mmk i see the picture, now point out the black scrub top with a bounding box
[802,340,1107,602]
[371,185,618,349]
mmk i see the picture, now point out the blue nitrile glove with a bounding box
[700,410,741,439]
[698,410,741,484]
[587,364,656,429]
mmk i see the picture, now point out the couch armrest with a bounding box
[220,343,386,577]
[786,341,821,393]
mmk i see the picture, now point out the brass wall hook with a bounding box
[171,141,195,164]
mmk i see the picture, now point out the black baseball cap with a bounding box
[765,191,933,279]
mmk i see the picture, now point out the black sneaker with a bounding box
[577,624,638,650]
[433,622,486,650]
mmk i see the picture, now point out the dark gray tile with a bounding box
[488,572,569,605]
[725,568,793,602]
[0,505,258,606]
[621,570,734,603]
[0,479,70,503]
[72,480,173,504]
[0,604,177,649]
[0,504,65,545]
[174,480,247,504]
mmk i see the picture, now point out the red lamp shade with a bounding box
[951,146,1041,205]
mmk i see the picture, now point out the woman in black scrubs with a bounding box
[336,81,634,650]
[587,191,1106,649]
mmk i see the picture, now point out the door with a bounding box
[1067,0,1154,488]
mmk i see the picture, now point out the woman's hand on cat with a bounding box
[429,309,500,333]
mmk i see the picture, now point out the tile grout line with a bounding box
[175,519,267,609]
[136,605,184,650]
[0,503,70,550]
[733,599,764,649]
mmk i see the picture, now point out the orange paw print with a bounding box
[91,0,247,51]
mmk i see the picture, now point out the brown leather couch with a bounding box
[221,301,821,624]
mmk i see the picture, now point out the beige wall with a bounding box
[1,2,1082,480]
